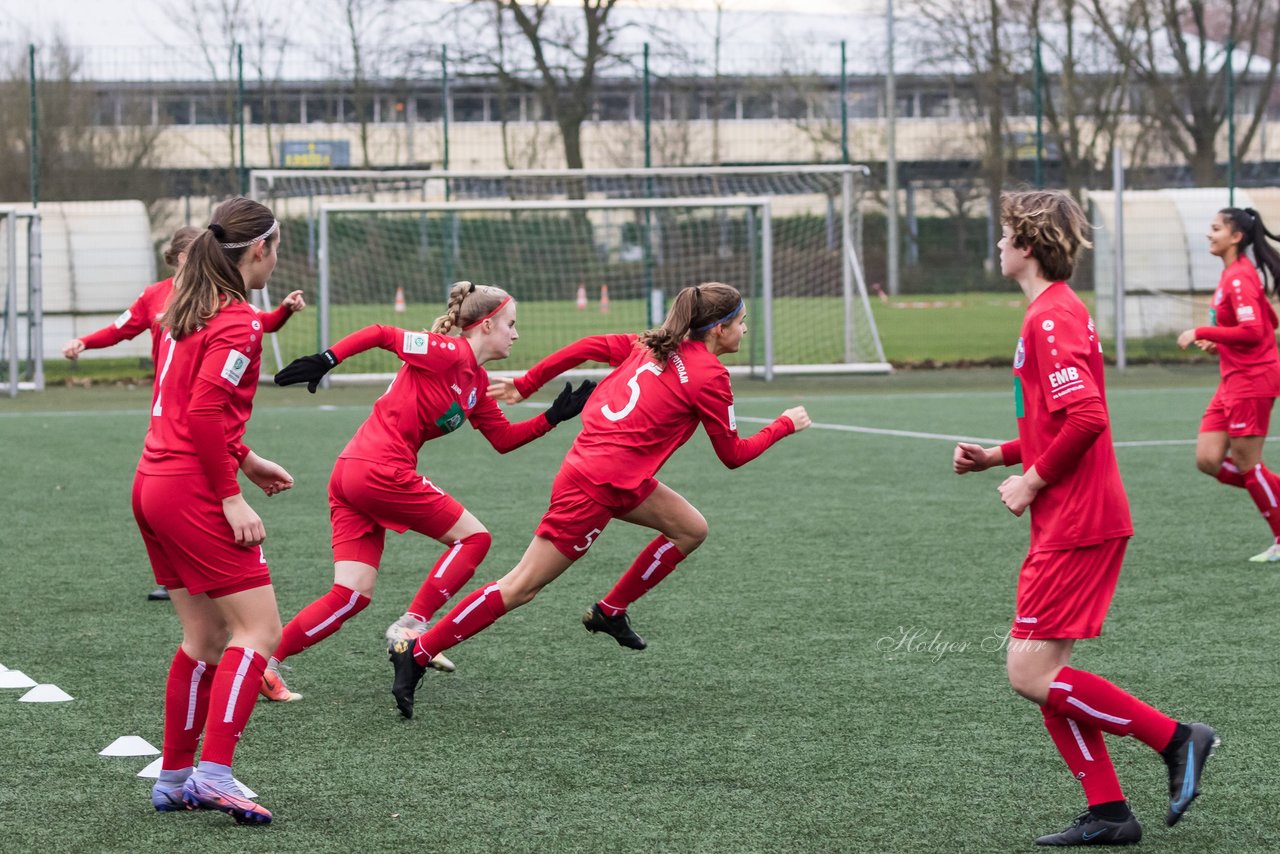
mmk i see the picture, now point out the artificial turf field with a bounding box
[2,366,1278,852]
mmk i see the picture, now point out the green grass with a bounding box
[1,368,1274,852]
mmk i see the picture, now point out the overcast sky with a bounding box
[5,0,881,50]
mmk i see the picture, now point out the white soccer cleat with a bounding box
[1249,543,1280,563]
[427,652,455,673]
[384,613,430,645]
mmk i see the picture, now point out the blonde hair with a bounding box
[431,281,512,334]
[639,282,742,361]
[167,197,277,340]
[1001,190,1092,281]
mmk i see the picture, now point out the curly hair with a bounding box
[1001,190,1092,281]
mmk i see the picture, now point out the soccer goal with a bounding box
[252,165,889,376]
[1,206,44,396]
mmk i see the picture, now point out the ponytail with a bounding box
[431,281,512,334]
[639,282,743,361]
[1240,208,1280,297]
[167,197,277,340]
[163,226,201,269]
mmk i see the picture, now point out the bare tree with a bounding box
[322,0,400,168]
[1087,0,1280,186]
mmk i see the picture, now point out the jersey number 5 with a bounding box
[601,362,662,422]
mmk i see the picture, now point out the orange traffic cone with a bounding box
[394,286,406,313]
[576,284,587,310]
[599,284,610,314]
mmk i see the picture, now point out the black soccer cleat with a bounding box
[389,638,427,719]
[1034,810,1142,846]
[582,602,647,650]
[148,586,170,601]
[1165,722,1219,826]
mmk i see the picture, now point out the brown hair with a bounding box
[163,226,201,269]
[639,282,743,361]
[431,280,513,334]
[167,197,277,340]
[1000,190,1092,281]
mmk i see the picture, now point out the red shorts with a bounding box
[535,465,659,560]
[131,472,271,598]
[328,456,465,566]
[1011,537,1128,640]
[1200,389,1274,437]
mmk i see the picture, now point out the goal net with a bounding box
[251,166,888,376]
[1,207,43,396]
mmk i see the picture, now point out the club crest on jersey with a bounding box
[404,332,429,354]
[221,349,249,386]
[467,387,477,409]
[1013,337,1026,369]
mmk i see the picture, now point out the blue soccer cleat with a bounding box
[182,774,272,825]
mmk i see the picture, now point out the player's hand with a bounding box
[954,442,994,474]
[487,377,523,403]
[1176,329,1198,350]
[545,380,597,425]
[222,494,266,546]
[782,406,811,432]
[997,472,1043,517]
[275,349,339,392]
[62,339,85,360]
[241,451,294,497]
[1195,339,1218,354]
[280,290,306,313]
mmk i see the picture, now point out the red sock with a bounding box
[161,647,216,771]
[413,582,506,665]
[1041,705,1125,806]
[1243,463,1280,541]
[1215,458,1246,488]
[274,584,371,662]
[1046,666,1177,751]
[598,536,687,616]
[199,647,267,767]
[407,532,492,622]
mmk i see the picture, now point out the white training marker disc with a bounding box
[0,670,37,689]
[100,735,159,756]
[136,758,162,778]
[19,684,73,702]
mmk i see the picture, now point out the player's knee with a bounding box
[678,513,709,553]
[1005,661,1049,705]
[1195,453,1223,476]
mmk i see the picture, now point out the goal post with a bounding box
[315,196,786,381]
[1,206,43,397]
[252,165,889,375]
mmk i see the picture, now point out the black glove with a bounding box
[544,380,597,425]
[274,349,339,393]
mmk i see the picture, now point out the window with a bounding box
[452,94,486,122]
[415,96,442,122]
[920,92,952,118]
[193,94,230,125]
[741,93,774,119]
[598,94,631,121]
[778,95,808,120]
[159,96,192,125]
[492,94,524,122]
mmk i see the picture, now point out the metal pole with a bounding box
[441,46,450,181]
[643,42,652,168]
[237,44,247,195]
[29,214,43,390]
[841,170,855,362]
[28,45,38,207]
[6,213,18,397]
[885,0,900,296]
[1034,35,1044,188]
[643,43,659,325]
[1112,142,1126,370]
[1227,38,1236,206]
[840,40,849,164]
[761,202,774,381]
[318,208,331,371]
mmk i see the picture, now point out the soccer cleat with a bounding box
[385,614,455,673]
[151,780,190,812]
[1165,722,1219,826]
[148,586,170,601]
[582,602,647,650]
[1034,811,1142,846]
[1248,543,1280,562]
[259,661,302,702]
[389,638,427,719]
[181,774,272,825]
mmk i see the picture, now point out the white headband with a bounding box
[219,219,279,250]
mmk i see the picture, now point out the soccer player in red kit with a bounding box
[63,226,305,601]
[953,190,1217,846]
[386,282,811,718]
[134,198,293,825]
[261,281,595,702]
[1176,207,1280,562]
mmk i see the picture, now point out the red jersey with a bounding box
[333,326,551,470]
[515,334,795,498]
[78,277,292,373]
[137,301,263,498]
[1010,282,1132,551]
[1194,257,1280,400]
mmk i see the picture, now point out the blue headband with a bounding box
[695,300,744,333]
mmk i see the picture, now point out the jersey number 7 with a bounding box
[601,362,663,422]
